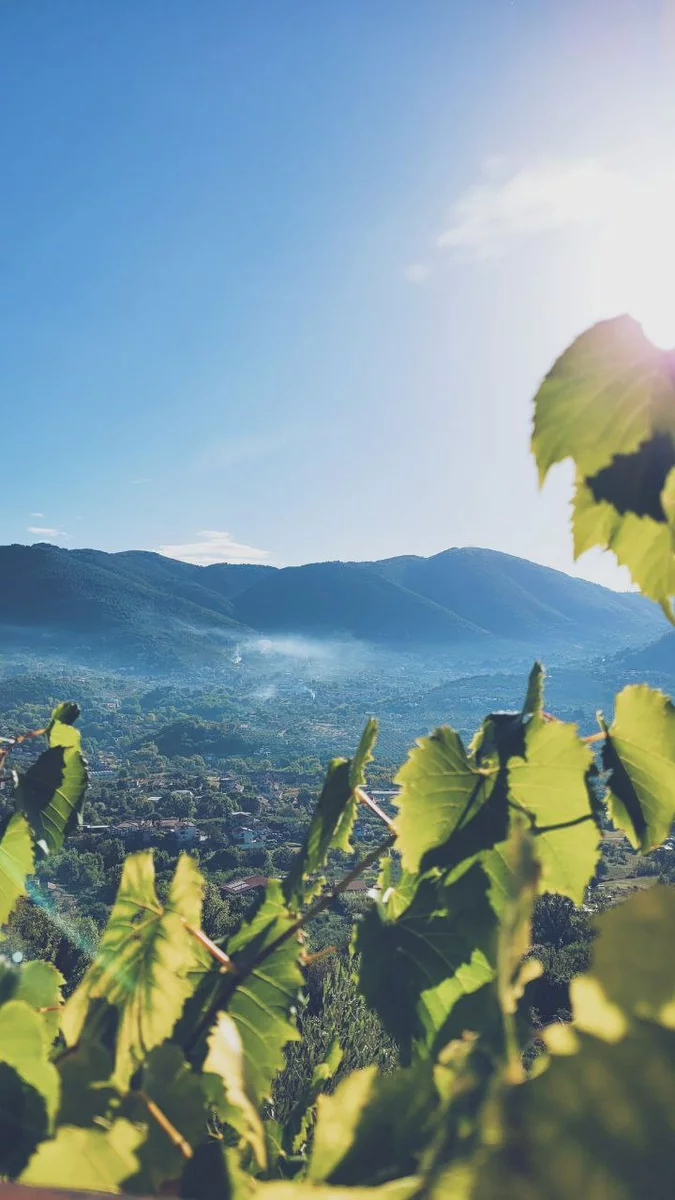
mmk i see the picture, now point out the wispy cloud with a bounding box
[156,530,271,567]
[403,262,431,285]
[27,526,70,539]
[437,159,622,259]
[30,511,45,518]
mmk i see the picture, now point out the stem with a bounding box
[241,832,395,979]
[136,1091,193,1159]
[583,731,606,745]
[355,787,396,831]
[533,813,594,835]
[182,921,234,971]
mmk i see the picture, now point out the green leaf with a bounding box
[62,852,206,1087]
[522,661,544,718]
[571,886,675,1036]
[15,717,88,855]
[602,684,675,851]
[283,720,378,908]
[508,716,599,903]
[392,727,496,873]
[0,1000,59,1125]
[56,1038,117,1127]
[355,864,497,1060]
[226,882,303,1106]
[256,1177,421,1198]
[532,315,674,483]
[49,701,81,727]
[203,1012,266,1169]
[308,1062,440,1188]
[15,959,64,1042]
[124,1043,214,1195]
[0,1062,49,1180]
[475,1024,675,1200]
[0,813,34,926]
[20,1119,143,1192]
[531,316,675,607]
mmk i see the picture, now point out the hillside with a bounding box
[0,542,663,670]
[229,561,488,645]
[368,547,658,644]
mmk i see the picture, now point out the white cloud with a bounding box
[156,530,271,567]
[30,511,45,518]
[403,262,431,284]
[27,526,69,539]
[437,159,623,259]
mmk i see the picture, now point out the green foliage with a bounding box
[62,851,206,1087]
[531,314,675,613]
[3,313,675,1197]
[15,705,88,854]
[0,814,34,925]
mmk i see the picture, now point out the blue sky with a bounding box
[3,0,673,586]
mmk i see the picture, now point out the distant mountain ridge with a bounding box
[0,542,662,669]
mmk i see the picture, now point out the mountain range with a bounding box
[0,542,662,670]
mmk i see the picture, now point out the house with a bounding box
[174,822,199,846]
[221,875,268,897]
[231,826,265,848]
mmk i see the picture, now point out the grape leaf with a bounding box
[475,1023,675,1200]
[531,316,675,608]
[308,1062,440,1188]
[15,959,64,1042]
[257,1180,421,1199]
[283,719,378,908]
[0,1000,59,1126]
[203,1012,266,1168]
[392,727,495,873]
[123,1043,214,1195]
[355,864,497,1060]
[20,1119,143,1191]
[62,852,206,1087]
[225,882,303,1106]
[572,886,675,1036]
[532,315,675,483]
[0,813,34,926]
[14,716,88,855]
[602,684,675,851]
[56,1038,117,1128]
[508,716,599,903]
[0,1062,49,1180]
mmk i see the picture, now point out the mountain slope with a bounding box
[368,547,659,644]
[230,561,489,645]
[0,544,250,667]
[0,542,663,669]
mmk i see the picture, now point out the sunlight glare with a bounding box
[591,170,675,350]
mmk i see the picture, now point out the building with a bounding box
[221,875,268,897]
[231,825,265,848]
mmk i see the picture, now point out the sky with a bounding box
[3,0,675,587]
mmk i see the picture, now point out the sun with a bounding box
[591,170,675,350]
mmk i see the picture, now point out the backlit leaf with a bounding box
[355,864,497,1060]
[602,684,675,850]
[20,1119,143,1192]
[475,1024,675,1200]
[283,719,378,908]
[0,1000,59,1126]
[15,715,88,855]
[508,716,599,902]
[62,852,206,1087]
[203,1012,266,1168]
[226,882,304,1106]
[0,813,34,926]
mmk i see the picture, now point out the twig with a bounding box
[182,921,235,971]
[355,786,396,831]
[136,1090,193,1159]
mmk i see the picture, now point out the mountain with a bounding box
[229,561,487,645]
[367,547,657,643]
[0,542,663,670]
